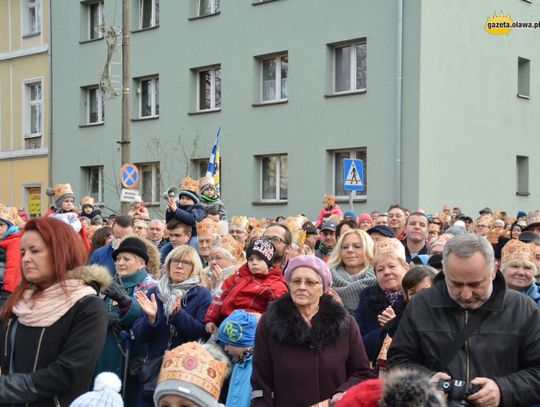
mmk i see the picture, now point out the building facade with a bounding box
[0,0,49,216]
[50,0,540,220]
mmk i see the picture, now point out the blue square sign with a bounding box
[343,159,364,191]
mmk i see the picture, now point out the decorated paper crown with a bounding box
[501,239,536,265]
[432,233,454,249]
[46,183,75,208]
[199,176,215,192]
[157,342,229,402]
[323,194,336,206]
[230,216,249,231]
[373,237,406,262]
[327,214,343,224]
[250,227,265,242]
[80,195,95,206]
[284,216,308,247]
[180,177,199,194]
[217,234,244,262]
[0,204,18,227]
[248,217,269,230]
[526,210,540,228]
[196,218,219,237]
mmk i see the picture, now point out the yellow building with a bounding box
[0,0,49,216]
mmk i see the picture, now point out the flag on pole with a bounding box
[206,127,221,193]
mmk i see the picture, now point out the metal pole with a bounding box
[349,190,354,211]
[120,0,131,214]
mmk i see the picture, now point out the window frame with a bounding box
[517,57,531,99]
[516,155,530,195]
[22,79,43,150]
[87,1,104,40]
[139,0,159,29]
[260,54,288,103]
[259,154,288,202]
[22,0,41,36]
[197,66,221,112]
[138,76,160,118]
[331,148,367,199]
[136,162,161,205]
[85,166,104,205]
[332,39,367,94]
[197,0,220,17]
[86,86,104,124]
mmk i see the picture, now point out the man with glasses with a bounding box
[474,217,491,238]
[229,216,249,248]
[262,224,292,270]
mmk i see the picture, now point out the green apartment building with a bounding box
[50,0,540,220]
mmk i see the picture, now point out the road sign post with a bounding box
[343,159,364,211]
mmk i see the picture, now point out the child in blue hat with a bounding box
[217,309,257,407]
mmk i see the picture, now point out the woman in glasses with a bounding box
[251,255,374,406]
[133,245,212,407]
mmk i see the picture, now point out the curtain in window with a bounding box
[356,42,367,90]
[262,58,276,101]
[335,46,351,92]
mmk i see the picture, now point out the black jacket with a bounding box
[387,271,540,407]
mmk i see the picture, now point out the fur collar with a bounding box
[67,265,112,294]
[265,293,349,349]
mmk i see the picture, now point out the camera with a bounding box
[437,379,481,407]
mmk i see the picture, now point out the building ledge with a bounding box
[79,37,103,45]
[516,192,531,196]
[131,25,160,34]
[79,122,104,128]
[252,100,288,107]
[252,0,281,5]
[336,196,368,203]
[517,94,531,100]
[131,116,159,122]
[0,148,48,160]
[0,44,48,61]
[187,108,221,116]
[324,89,367,98]
[188,12,220,21]
[252,200,288,206]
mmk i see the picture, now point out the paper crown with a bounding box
[157,342,229,402]
[327,214,343,224]
[230,216,249,231]
[323,194,336,206]
[80,195,95,206]
[526,210,540,227]
[432,233,454,248]
[0,204,18,227]
[501,239,536,265]
[250,227,265,242]
[46,183,75,203]
[373,237,406,262]
[199,176,215,192]
[196,218,219,237]
[248,217,269,230]
[217,234,244,262]
[180,177,199,194]
[284,216,308,247]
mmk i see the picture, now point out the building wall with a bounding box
[0,0,49,213]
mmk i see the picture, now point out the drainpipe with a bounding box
[47,0,53,205]
[395,0,403,204]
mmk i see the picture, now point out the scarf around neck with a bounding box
[12,280,96,327]
[331,265,376,314]
[157,275,200,318]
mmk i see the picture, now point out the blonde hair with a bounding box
[164,245,204,280]
[327,229,374,269]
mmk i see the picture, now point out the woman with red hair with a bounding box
[0,217,110,406]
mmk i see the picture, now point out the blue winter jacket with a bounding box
[523,283,540,309]
[226,353,253,407]
[88,243,115,275]
[165,203,205,235]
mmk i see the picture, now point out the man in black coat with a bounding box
[387,234,540,407]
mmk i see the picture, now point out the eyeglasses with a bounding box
[171,259,193,267]
[341,243,363,250]
[431,221,442,225]
[229,229,245,235]
[209,256,227,262]
[290,279,323,288]
[263,236,288,245]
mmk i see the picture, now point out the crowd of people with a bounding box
[0,177,540,406]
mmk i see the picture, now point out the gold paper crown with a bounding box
[80,195,94,206]
[157,342,229,401]
[250,227,265,241]
[230,216,249,231]
[373,237,406,262]
[46,183,74,202]
[323,194,336,206]
[180,177,199,194]
[248,217,269,230]
[526,210,540,227]
[0,204,18,226]
[327,214,343,224]
[502,239,536,265]
[196,218,219,237]
[432,233,454,248]
[199,176,214,190]
[218,234,245,262]
[284,216,308,247]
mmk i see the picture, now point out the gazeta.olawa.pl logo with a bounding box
[485,12,540,35]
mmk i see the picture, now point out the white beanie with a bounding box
[69,372,123,407]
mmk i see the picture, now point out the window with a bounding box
[192,158,210,178]
[197,66,221,111]
[332,148,367,197]
[86,166,104,204]
[139,0,159,29]
[516,155,529,195]
[87,1,103,40]
[518,57,530,98]
[24,81,42,149]
[86,86,104,124]
[333,40,367,93]
[138,76,159,118]
[198,0,220,16]
[137,163,160,203]
[23,0,41,36]
[260,155,287,201]
[260,54,288,102]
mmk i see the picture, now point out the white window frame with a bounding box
[138,76,159,118]
[260,54,288,103]
[197,0,220,16]
[197,66,221,111]
[22,79,43,150]
[331,148,367,199]
[88,1,104,40]
[191,158,210,178]
[139,0,159,29]
[86,86,104,124]
[137,162,160,204]
[332,40,367,94]
[86,166,104,204]
[22,0,41,36]
[259,154,288,202]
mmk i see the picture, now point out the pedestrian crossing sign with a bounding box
[343,159,364,191]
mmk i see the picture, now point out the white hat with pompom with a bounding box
[69,372,123,407]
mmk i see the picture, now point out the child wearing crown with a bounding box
[198,176,227,221]
[316,195,343,228]
[165,177,206,240]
